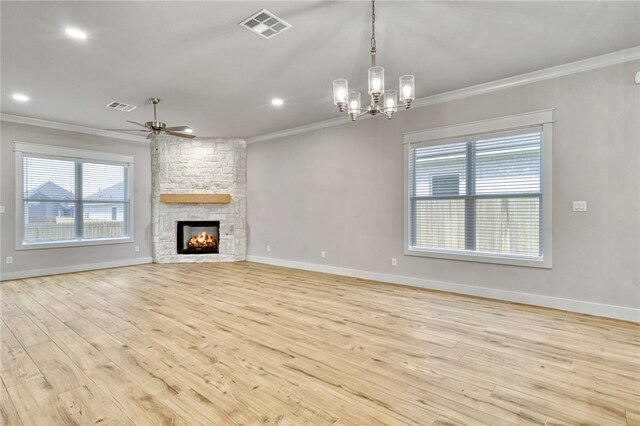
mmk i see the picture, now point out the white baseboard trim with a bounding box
[0,257,153,281]
[246,255,639,323]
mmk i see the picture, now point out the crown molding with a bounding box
[247,46,640,144]
[247,115,354,144]
[0,113,149,143]
[410,46,640,110]
[1,47,637,145]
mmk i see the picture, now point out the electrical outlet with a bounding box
[267,245,271,252]
[134,246,140,253]
[0,206,5,213]
[321,251,326,258]
[572,201,587,212]
[391,258,397,266]
[6,257,13,264]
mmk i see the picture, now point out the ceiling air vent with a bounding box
[106,101,137,112]
[240,9,291,39]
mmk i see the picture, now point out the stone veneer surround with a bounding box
[151,136,246,263]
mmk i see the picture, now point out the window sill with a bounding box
[16,237,133,251]
[405,246,552,269]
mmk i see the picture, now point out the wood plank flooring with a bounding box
[1,262,638,425]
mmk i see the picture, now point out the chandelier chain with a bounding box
[370,0,376,53]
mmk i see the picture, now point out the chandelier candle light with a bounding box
[333,0,415,121]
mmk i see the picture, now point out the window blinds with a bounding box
[408,129,543,258]
[22,154,130,244]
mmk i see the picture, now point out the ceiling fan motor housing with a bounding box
[107,97,195,138]
[147,120,166,131]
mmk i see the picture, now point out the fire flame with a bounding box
[187,231,216,248]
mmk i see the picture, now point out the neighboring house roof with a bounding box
[88,181,124,200]
[26,181,74,200]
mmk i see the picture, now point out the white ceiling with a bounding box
[2,1,639,139]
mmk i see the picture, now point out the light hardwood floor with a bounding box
[1,262,638,425]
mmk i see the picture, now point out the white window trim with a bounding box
[15,142,134,164]
[403,109,554,268]
[14,141,135,250]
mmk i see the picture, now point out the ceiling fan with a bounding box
[108,98,196,139]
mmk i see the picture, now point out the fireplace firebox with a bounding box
[176,221,220,254]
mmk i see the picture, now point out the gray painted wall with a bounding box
[247,61,640,309]
[0,122,152,278]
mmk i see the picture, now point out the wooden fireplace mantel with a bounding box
[160,194,231,204]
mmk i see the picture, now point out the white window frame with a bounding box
[403,109,553,268]
[14,142,135,250]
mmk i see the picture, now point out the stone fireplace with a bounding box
[151,136,246,263]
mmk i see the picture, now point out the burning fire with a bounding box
[187,231,216,248]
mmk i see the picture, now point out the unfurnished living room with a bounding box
[0,1,639,425]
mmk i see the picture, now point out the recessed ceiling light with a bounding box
[184,128,193,133]
[271,98,284,106]
[12,93,29,102]
[65,27,87,40]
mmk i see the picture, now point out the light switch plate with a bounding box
[0,206,5,213]
[572,201,587,212]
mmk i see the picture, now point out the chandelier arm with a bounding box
[339,106,369,113]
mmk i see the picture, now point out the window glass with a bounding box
[21,153,131,246]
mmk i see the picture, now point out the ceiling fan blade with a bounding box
[164,126,191,132]
[126,120,148,128]
[164,130,196,139]
[106,129,149,132]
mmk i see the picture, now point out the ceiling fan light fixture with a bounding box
[107,98,196,139]
[332,0,415,121]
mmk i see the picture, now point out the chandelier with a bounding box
[333,0,415,121]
